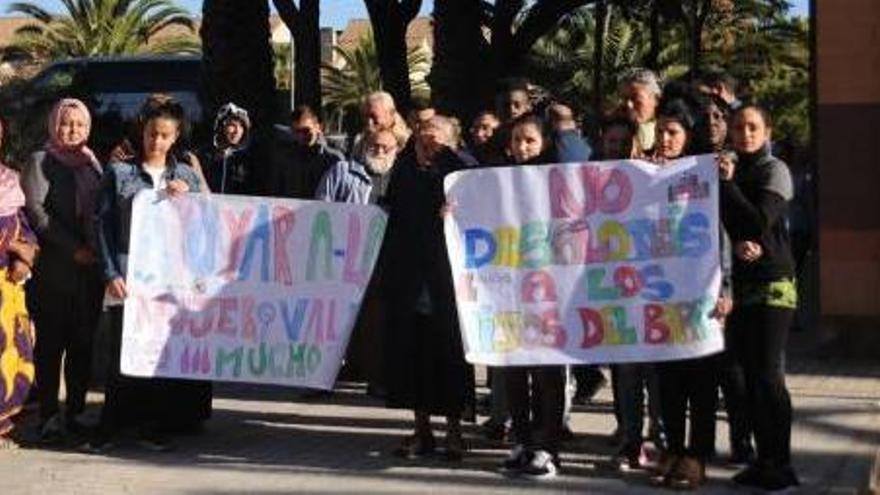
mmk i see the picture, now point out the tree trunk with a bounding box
[647,4,661,71]
[365,0,423,114]
[429,0,492,123]
[592,0,608,127]
[201,0,276,193]
[431,0,590,123]
[292,0,321,111]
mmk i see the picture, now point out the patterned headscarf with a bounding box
[0,164,25,217]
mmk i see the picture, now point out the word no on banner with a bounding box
[121,191,387,389]
[443,155,724,366]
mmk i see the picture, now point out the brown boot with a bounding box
[649,453,680,487]
[669,455,706,491]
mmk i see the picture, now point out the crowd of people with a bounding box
[0,66,804,492]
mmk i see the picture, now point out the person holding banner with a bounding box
[704,95,756,465]
[383,115,476,461]
[597,115,668,472]
[92,98,208,452]
[21,98,105,444]
[0,114,39,449]
[499,114,567,479]
[720,105,799,491]
[620,68,662,153]
[648,94,734,490]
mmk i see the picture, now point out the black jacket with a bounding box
[21,151,102,294]
[720,144,795,282]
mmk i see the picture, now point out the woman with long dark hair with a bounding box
[93,97,208,451]
[648,95,733,490]
[720,104,799,491]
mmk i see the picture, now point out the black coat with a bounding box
[21,151,103,297]
[380,146,477,416]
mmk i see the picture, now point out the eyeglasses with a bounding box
[368,143,397,154]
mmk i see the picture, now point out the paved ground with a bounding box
[3,356,879,494]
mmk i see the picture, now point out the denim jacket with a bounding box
[95,157,203,282]
[315,159,372,204]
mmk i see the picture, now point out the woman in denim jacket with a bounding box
[92,97,208,452]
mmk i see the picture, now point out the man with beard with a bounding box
[351,92,411,165]
[315,128,400,206]
[314,127,401,395]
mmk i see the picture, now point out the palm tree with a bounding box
[321,31,429,121]
[4,0,199,61]
[528,4,684,117]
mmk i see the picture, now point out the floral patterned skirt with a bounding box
[0,269,34,436]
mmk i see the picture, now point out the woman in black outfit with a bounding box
[705,95,755,464]
[382,115,476,461]
[499,114,567,479]
[720,104,799,491]
[647,95,734,490]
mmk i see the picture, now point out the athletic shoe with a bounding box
[755,465,800,493]
[520,449,558,479]
[38,414,64,445]
[732,463,765,487]
[501,444,530,472]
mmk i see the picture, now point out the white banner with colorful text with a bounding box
[444,155,724,366]
[121,191,387,389]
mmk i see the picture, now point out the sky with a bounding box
[3,0,810,27]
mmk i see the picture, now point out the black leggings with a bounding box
[505,366,565,457]
[656,357,717,459]
[32,275,103,421]
[727,304,794,466]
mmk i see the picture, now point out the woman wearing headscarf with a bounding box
[21,98,104,443]
[0,112,39,449]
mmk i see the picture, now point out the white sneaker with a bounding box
[520,449,558,479]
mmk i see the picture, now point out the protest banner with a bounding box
[121,191,387,389]
[443,155,724,366]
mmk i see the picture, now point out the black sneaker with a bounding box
[613,445,647,472]
[732,463,765,486]
[520,449,558,479]
[755,465,800,493]
[38,414,64,445]
[136,428,174,453]
[501,444,531,473]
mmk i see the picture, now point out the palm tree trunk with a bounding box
[365,0,422,114]
[293,0,321,110]
[429,0,492,122]
[273,0,322,111]
[647,4,661,71]
[202,0,277,193]
[592,0,608,126]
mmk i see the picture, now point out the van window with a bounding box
[29,63,81,93]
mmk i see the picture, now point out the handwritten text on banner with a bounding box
[443,155,724,366]
[121,191,387,389]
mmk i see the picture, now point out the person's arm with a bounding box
[94,166,122,282]
[185,151,211,193]
[720,182,788,240]
[20,153,81,257]
[314,164,339,202]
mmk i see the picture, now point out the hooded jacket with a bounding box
[203,103,254,194]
